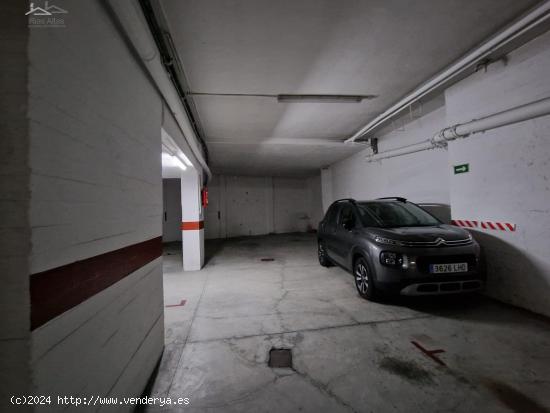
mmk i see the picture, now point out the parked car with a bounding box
[317,197,483,300]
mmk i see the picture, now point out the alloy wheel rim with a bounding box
[355,263,369,294]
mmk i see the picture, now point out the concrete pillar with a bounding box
[180,168,204,271]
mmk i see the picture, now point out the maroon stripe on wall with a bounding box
[30,236,162,330]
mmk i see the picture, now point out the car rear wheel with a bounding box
[354,257,376,300]
[318,241,333,267]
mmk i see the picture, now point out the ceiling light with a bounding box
[162,152,187,171]
[178,152,193,167]
[277,94,376,103]
[172,155,187,170]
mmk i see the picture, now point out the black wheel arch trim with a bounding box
[350,248,377,281]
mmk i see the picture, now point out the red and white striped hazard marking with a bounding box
[451,220,478,228]
[480,221,516,231]
[452,220,516,232]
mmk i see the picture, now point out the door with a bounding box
[323,204,340,261]
[332,204,359,267]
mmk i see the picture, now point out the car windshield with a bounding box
[356,201,441,228]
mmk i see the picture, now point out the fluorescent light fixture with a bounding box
[178,152,193,167]
[162,152,187,170]
[277,94,376,103]
[172,155,187,170]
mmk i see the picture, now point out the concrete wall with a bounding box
[0,1,31,410]
[446,31,550,317]
[306,174,324,227]
[163,179,182,242]
[273,177,311,234]
[204,174,323,239]
[321,32,550,317]
[325,96,449,206]
[27,1,164,407]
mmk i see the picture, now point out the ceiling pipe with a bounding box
[105,0,212,180]
[205,138,364,147]
[366,96,550,162]
[347,1,550,143]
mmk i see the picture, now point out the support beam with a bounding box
[180,169,204,271]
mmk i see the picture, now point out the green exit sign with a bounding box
[454,163,469,174]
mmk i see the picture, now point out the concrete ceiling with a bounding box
[159,0,540,177]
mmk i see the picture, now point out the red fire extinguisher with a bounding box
[201,187,209,207]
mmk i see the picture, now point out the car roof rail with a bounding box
[333,198,356,204]
[377,197,407,203]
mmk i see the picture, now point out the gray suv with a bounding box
[318,198,483,300]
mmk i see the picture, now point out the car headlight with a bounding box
[373,236,403,246]
[380,251,404,267]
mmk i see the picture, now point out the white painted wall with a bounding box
[307,174,324,227]
[324,96,450,206]
[204,174,225,239]
[204,174,323,238]
[321,168,333,213]
[322,32,550,316]
[225,175,273,237]
[0,2,31,409]
[163,179,182,242]
[446,31,550,317]
[27,1,164,407]
[273,177,310,233]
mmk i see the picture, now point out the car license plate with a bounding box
[430,263,468,273]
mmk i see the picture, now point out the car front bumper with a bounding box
[369,243,484,296]
[376,274,484,296]
[399,278,483,296]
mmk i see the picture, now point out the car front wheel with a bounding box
[354,257,376,300]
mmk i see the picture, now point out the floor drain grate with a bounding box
[261,258,275,262]
[268,348,292,368]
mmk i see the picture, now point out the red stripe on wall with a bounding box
[30,237,162,330]
[181,221,204,230]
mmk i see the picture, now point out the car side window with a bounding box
[338,204,356,229]
[325,204,339,224]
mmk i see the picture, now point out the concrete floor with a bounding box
[148,233,550,413]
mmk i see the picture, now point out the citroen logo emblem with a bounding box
[435,238,445,246]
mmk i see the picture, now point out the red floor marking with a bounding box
[411,341,447,366]
[165,299,187,308]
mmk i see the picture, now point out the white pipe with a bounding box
[366,140,434,162]
[106,0,212,180]
[367,140,434,162]
[347,1,550,143]
[435,96,550,142]
[367,97,550,162]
